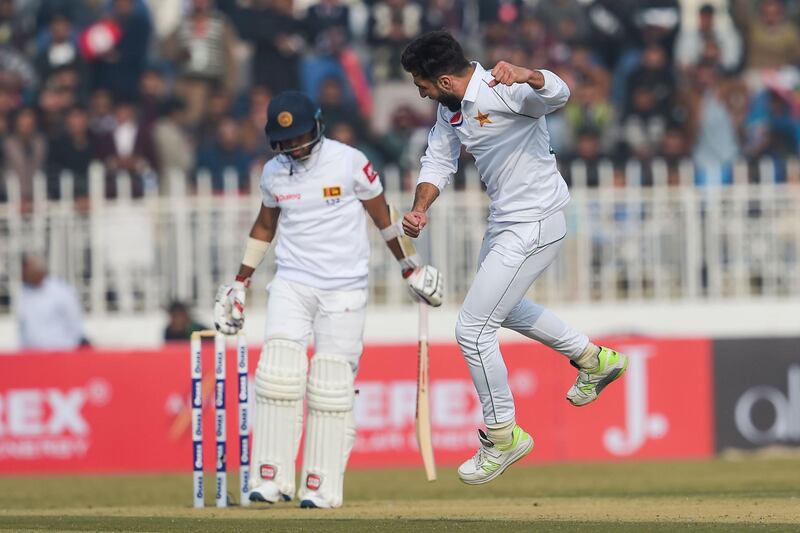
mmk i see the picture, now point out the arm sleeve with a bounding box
[260,164,278,207]
[352,150,384,200]
[503,69,571,118]
[417,107,461,192]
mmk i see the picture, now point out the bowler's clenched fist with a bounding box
[403,211,428,238]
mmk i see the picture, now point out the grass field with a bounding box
[1,458,799,532]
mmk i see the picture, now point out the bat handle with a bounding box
[418,300,428,340]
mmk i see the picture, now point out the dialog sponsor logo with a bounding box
[735,365,800,445]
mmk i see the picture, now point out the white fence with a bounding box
[1,158,799,316]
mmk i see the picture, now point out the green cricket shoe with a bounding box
[566,346,628,407]
[457,425,534,485]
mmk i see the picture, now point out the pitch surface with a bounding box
[1,458,798,531]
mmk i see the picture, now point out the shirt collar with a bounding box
[462,62,491,103]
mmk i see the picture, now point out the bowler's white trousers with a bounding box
[264,276,367,369]
[455,210,589,425]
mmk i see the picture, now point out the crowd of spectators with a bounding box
[0,0,799,202]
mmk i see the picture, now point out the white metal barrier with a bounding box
[1,159,798,316]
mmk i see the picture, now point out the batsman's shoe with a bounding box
[299,492,335,509]
[248,481,291,504]
[566,347,628,407]
[457,425,533,485]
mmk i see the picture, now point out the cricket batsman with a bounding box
[213,91,443,508]
[400,31,628,484]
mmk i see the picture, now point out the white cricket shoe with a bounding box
[458,425,533,485]
[566,346,628,407]
[299,492,335,509]
[248,481,291,504]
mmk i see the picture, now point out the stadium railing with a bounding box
[0,157,798,315]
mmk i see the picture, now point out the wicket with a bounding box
[190,330,250,508]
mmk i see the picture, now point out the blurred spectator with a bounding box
[733,0,800,72]
[95,99,157,196]
[164,301,207,341]
[235,0,307,94]
[675,3,742,72]
[239,85,273,170]
[377,105,428,187]
[745,86,800,161]
[532,0,590,46]
[319,77,364,138]
[625,43,674,118]
[687,62,741,179]
[164,0,239,126]
[35,12,88,89]
[197,89,232,144]
[18,253,86,350]
[196,117,252,191]
[139,68,168,127]
[306,0,351,50]
[422,0,464,34]
[3,107,47,203]
[584,0,637,69]
[153,97,194,193]
[88,88,116,136]
[91,0,152,102]
[560,127,608,188]
[368,0,424,82]
[46,106,93,200]
[0,0,33,50]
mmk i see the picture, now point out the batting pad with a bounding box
[299,354,356,508]
[251,339,308,497]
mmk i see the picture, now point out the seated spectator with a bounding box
[235,0,307,94]
[560,127,610,188]
[745,86,800,162]
[164,0,238,126]
[164,301,207,341]
[239,86,273,173]
[2,107,47,204]
[306,0,351,50]
[196,89,233,144]
[319,76,364,138]
[675,3,742,72]
[533,0,589,47]
[46,106,93,200]
[153,97,194,194]
[625,43,674,118]
[17,253,86,350]
[422,0,464,34]
[94,99,157,197]
[88,88,116,136]
[35,11,88,88]
[620,85,668,160]
[196,117,252,191]
[733,0,800,73]
[139,67,168,128]
[368,0,424,82]
[91,0,152,102]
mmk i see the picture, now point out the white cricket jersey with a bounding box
[261,138,383,290]
[418,62,571,223]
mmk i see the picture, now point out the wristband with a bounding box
[380,221,403,241]
[241,237,271,269]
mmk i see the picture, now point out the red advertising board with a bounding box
[0,337,713,475]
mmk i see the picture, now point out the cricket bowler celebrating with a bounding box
[400,31,628,484]
[213,91,443,508]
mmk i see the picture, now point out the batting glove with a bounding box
[406,265,443,307]
[214,279,248,334]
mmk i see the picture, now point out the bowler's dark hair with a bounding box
[401,31,471,80]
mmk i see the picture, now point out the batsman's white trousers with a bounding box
[455,210,589,425]
[263,277,367,369]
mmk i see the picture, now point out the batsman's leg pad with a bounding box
[251,339,308,498]
[299,354,356,508]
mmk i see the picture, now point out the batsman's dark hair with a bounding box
[401,30,471,80]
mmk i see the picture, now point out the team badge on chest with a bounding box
[323,186,342,206]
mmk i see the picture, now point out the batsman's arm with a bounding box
[362,193,406,260]
[235,204,280,281]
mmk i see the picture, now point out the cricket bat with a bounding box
[416,301,437,481]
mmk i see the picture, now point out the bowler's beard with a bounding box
[437,90,462,112]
